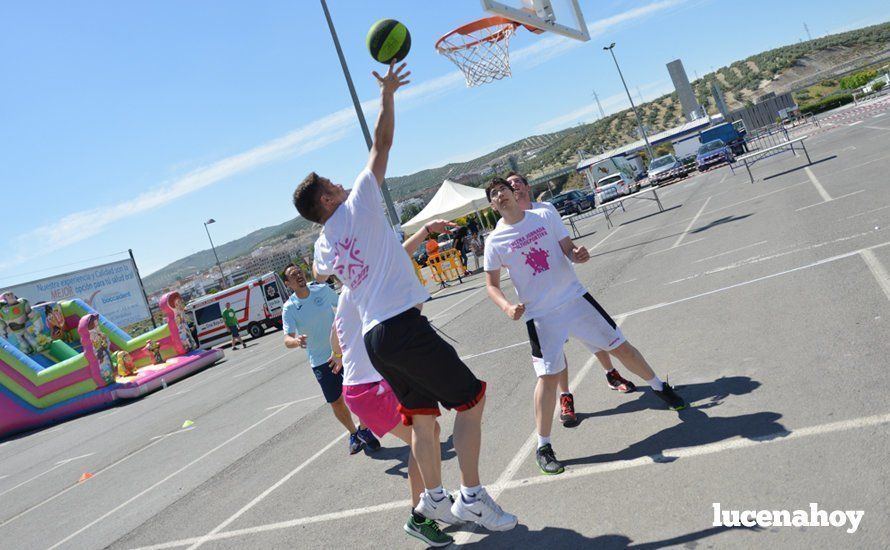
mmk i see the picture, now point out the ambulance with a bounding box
[187,272,287,348]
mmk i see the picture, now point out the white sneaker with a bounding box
[450,487,518,531]
[415,490,463,525]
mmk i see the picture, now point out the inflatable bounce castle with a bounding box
[0,290,223,438]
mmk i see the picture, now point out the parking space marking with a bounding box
[264,395,320,411]
[460,341,527,361]
[805,167,832,202]
[846,204,890,219]
[795,189,866,212]
[45,401,300,550]
[860,250,890,301]
[874,113,886,118]
[0,453,95,499]
[150,426,195,441]
[848,121,863,127]
[430,287,486,321]
[694,241,768,263]
[645,238,705,257]
[138,409,890,548]
[673,197,711,249]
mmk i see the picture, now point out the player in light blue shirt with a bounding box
[281,265,379,455]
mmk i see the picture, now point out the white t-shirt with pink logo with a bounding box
[334,288,383,386]
[483,207,586,319]
[314,168,429,333]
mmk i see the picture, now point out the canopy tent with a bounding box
[401,179,490,234]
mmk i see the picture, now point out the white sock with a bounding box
[647,376,664,391]
[460,484,482,502]
[537,434,551,448]
[426,486,446,500]
[560,391,571,397]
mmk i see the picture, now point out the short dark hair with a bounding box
[506,171,528,185]
[293,172,325,224]
[486,177,513,202]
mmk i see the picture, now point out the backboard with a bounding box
[480,0,590,42]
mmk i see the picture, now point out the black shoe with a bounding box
[356,427,381,451]
[653,383,687,410]
[535,444,565,475]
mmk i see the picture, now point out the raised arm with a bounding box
[402,219,458,255]
[485,269,525,321]
[367,61,411,185]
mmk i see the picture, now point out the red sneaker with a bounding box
[559,393,578,427]
[605,369,637,393]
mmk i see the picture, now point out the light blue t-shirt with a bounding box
[282,283,339,368]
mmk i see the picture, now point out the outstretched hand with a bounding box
[373,60,411,95]
[425,219,459,234]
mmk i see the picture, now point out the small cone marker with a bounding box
[181,420,194,429]
[79,472,93,482]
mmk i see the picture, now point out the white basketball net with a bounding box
[436,21,518,88]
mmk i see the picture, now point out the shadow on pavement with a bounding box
[366,434,456,479]
[762,155,837,181]
[690,213,753,234]
[455,524,746,549]
[616,204,683,227]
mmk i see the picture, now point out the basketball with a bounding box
[366,19,411,64]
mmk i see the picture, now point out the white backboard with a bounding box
[481,0,590,41]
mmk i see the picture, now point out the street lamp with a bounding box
[203,219,226,287]
[603,42,656,164]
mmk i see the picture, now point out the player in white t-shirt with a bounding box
[505,172,638,430]
[483,177,686,475]
[291,61,516,537]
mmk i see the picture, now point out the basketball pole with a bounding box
[319,0,402,230]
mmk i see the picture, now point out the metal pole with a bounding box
[319,0,401,229]
[605,44,655,163]
[129,249,157,329]
[204,222,226,286]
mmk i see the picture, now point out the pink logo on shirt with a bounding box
[523,247,551,275]
[335,237,369,288]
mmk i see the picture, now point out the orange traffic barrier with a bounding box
[412,258,427,285]
[427,249,466,288]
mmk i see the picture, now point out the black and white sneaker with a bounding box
[653,383,687,410]
[535,444,565,475]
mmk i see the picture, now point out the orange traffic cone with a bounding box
[79,472,94,482]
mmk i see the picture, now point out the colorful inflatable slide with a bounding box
[0,291,223,438]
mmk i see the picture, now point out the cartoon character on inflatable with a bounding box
[86,314,115,383]
[170,294,197,352]
[114,350,138,378]
[145,340,164,365]
[45,303,69,342]
[0,291,40,354]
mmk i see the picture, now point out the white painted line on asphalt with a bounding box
[860,250,890,301]
[645,238,705,257]
[864,125,890,131]
[590,224,622,251]
[32,426,64,438]
[232,366,265,379]
[795,190,865,212]
[95,409,122,420]
[638,240,890,317]
[873,113,886,118]
[460,341,526,361]
[841,145,857,152]
[430,287,486,321]
[150,426,195,441]
[0,475,7,481]
[503,411,890,491]
[183,430,350,550]
[45,402,300,550]
[159,389,193,401]
[848,120,863,126]
[0,452,94,498]
[265,395,320,411]
[804,167,832,202]
[694,241,768,263]
[846,204,890,219]
[607,277,638,288]
[673,197,711,249]
[667,229,885,286]
[718,173,728,184]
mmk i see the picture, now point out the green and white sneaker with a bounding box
[404,515,453,547]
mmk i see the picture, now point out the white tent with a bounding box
[401,179,489,234]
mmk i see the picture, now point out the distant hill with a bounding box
[144,21,889,291]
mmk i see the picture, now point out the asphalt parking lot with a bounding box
[2,103,889,550]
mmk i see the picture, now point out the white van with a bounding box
[187,272,287,348]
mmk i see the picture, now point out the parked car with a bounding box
[696,139,735,171]
[593,173,630,203]
[647,154,685,185]
[547,190,592,216]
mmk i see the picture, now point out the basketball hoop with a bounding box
[435,16,540,88]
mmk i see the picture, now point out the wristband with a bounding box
[333,352,343,358]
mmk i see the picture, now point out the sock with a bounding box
[425,486,446,501]
[605,368,617,376]
[560,391,571,397]
[461,484,482,502]
[411,507,426,522]
[537,434,551,448]
[647,376,664,391]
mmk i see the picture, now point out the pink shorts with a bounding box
[342,380,401,438]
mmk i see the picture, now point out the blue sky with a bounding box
[2,0,888,284]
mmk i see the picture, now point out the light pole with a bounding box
[603,42,656,164]
[319,0,401,229]
[203,219,226,287]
